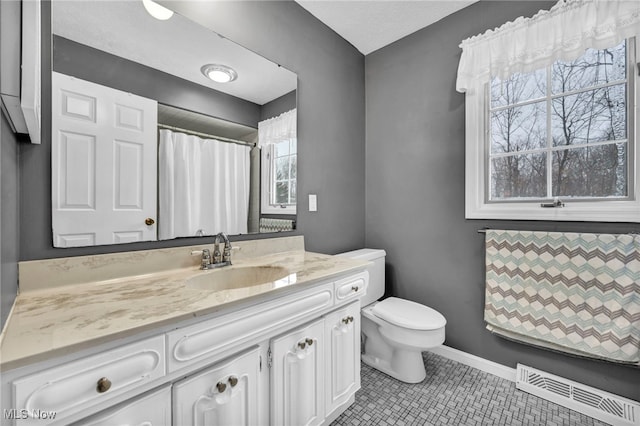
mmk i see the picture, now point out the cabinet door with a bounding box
[173,346,261,426]
[72,385,171,426]
[271,318,325,426]
[325,301,361,417]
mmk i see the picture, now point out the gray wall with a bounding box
[53,35,261,129]
[20,1,365,260]
[260,90,297,121]
[1,113,20,329]
[365,1,640,400]
[0,0,22,330]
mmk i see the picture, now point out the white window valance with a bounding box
[456,0,640,93]
[257,108,297,147]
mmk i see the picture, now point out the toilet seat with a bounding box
[372,297,446,331]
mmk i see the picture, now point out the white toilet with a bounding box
[337,249,446,383]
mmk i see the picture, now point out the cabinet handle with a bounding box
[305,338,313,346]
[228,376,238,387]
[216,382,227,393]
[342,316,355,324]
[298,341,307,350]
[96,377,112,393]
[352,286,359,292]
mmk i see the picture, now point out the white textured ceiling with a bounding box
[52,1,297,105]
[295,1,477,55]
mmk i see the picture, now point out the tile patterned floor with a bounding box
[332,352,609,426]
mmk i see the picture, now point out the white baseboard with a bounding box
[428,345,516,382]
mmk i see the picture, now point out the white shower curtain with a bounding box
[158,129,250,239]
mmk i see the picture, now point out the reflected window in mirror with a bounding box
[259,109,297,215]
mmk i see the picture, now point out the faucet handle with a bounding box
[222,242,232,263]
[190,249,211,269]
[212,244,222,264]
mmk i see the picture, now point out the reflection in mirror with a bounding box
[50,0,297,247]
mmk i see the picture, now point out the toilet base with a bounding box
[361,349,426,383]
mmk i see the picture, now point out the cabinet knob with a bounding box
[228,376,238,387]
[298,341,307,350]
[216,382,227,393]
[305,338,313,346]
[348,316,354,323]
[342,317,350,324]
[145,218,155,226]
[352,286,359,292]
[96,377,111,393]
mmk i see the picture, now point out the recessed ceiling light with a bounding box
[201,64,238,83]
[142,0,174,20]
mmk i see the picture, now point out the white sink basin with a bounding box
[186,265,291,291]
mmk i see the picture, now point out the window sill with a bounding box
[465,199,640,222]
[260,205,297,215]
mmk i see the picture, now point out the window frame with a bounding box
[260,142,297,216]
[465,37,640,222]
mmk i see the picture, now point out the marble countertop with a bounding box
[0,249,368,371]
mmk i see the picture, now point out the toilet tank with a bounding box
[336,249,386,306]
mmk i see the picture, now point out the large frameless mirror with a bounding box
[50,0,297,247]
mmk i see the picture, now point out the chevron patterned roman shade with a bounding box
[484,230,640,365]
[259,218,295,233]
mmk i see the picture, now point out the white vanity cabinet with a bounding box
[173,347,261,426]
[270,300,361,426]
[325,302,361,418]
[2,268,368,426]
[270,318,326,426]
[71,385,171,426]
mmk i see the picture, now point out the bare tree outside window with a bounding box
[489,40,628,201]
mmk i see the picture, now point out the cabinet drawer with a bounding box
[13,335,165,426]
[167,283,333,373]
[334,271,368,302]
[71,385,171,426]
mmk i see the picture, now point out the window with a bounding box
[258,109,297,215]
[489,40,630,202]
[464,38,639,222]
[262,138,297,214]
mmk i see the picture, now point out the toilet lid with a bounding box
[372,297,446,330]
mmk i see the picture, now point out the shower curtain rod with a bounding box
[158,123,256,147]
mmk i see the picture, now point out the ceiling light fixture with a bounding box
[201,64,238,83]
[142,0,174,21]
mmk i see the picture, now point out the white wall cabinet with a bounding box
[173,347,261,426]
[271,318,326,426]
[3,271,368,426]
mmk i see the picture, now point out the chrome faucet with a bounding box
[190,232,233,270]
[213,232,232,266]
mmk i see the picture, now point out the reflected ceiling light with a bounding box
[142,0,174,20]
[201,64,238,83]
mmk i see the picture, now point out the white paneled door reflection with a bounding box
[51,72,157,247]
